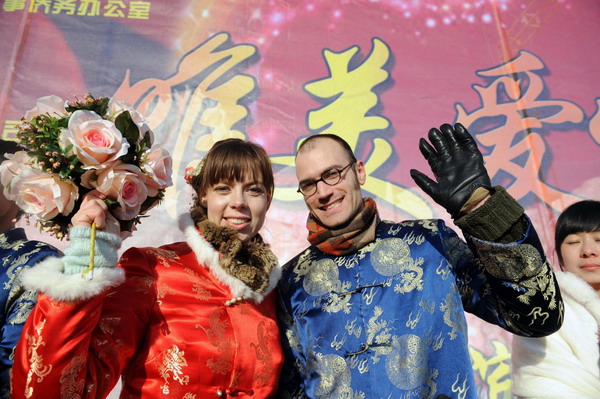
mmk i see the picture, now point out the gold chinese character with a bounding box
[103,0,126,18]
[52,0,76,15]
[77,0,101,16]
[128,1,151,19]
[28,0,51,13]
[271,38,431,218]
[469,340,512,399]
[3,0,27,12]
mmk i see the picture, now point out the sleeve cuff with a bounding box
[21,256,125,302]
[455,186,525,241]
[63,226,122,274]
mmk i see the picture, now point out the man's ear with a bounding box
[355,160,367,185]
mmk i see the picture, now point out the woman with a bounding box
[10,139,283,398]
[511,200,600,399]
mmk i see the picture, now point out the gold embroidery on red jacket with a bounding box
[59,355,86,398]
[238,302,251,316]
[98,317,121,335]
[196,308,233,375]
[251,320,274,385]
[183,268,212,300]
[95,316,125,363]
[130,275,156,294]
[156,345,190,395]
[24,319,53,398]
[146,248,182,268]
[157,282,177,304]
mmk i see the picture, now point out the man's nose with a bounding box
[314,180,333,197]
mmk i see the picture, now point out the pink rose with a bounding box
[11,169,79,220]
[0,151,35,200]
[142,148,173,196]
[23,95,67,121]
[83,163,149,220]
[107,98,154,146]
[59,110,130,168]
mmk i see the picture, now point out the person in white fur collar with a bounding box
[511,200,600,399]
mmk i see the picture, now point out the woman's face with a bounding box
[201,178,271,243]
[560,231,600,291]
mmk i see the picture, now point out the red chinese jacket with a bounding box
[10,215,283,398]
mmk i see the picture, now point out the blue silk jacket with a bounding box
[277,218,561,399]
[0,228,59,399]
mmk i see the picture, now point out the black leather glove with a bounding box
[410,123,492,218]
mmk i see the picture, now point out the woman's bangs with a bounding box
[208,153,263,186]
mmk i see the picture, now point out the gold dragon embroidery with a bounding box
[23,319,53,398]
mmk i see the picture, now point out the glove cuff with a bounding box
[63,226,122,275]
[455,186,524,241]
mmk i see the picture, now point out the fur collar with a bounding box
[179,213,281,303]
[555,271,600,324]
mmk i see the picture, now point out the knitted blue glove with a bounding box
[63,226,122,275]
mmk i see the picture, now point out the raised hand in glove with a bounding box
[409,123,492,219]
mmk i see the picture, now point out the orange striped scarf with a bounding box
[307,197,380,256]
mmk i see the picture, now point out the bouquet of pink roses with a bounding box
[0,93,172,239]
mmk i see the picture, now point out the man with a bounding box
[0,139,60,398]
[277,123,562,398]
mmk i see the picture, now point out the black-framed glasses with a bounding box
[297,161,355,196]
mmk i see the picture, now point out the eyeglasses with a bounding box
[297,161,355,196]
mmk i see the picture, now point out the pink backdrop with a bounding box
[2,1,600,397]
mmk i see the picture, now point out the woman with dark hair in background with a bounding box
[10,138,283,398]
[511,200,600,398]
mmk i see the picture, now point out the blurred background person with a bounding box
[0,139,60,398]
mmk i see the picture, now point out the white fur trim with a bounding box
[178,214,280,303]
[555,271,600,324]
[21,256,125,302]
[511,271,600,398]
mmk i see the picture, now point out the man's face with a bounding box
[295,138,366,229]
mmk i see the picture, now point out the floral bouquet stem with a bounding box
[81,222,97,279]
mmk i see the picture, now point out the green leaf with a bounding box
[104,198,118,207]
[96,97,110,116]
[65,94,109,116]
[115,111,139,145]
[57,116,69,128]
[141,131,152,149]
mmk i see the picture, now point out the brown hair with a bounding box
[189,138,274,221]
